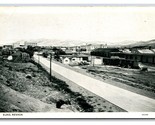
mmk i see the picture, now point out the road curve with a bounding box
[34,54,155,112]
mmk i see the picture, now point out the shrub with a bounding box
[76,97,94,112]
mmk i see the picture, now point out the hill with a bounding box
[122,39,155,48]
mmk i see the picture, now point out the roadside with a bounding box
[50,58,155,100]
[0,59,125,112]
[0,61,73,112]
[80,65,155,99]
[34,58,125,112]
[51,70,125,112]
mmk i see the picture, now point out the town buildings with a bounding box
[13,41,37,49]
[3,45,13,50]
[111,48,155,64]
[60,54,89,65]
[91,47,155,68]
[60,43,107,55]
[24,42,37,48]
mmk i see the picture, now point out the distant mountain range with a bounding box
[16,38,107,47]
[15,38,155,48]
[122,39,155,48]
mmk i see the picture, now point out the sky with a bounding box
[0,6,155,45]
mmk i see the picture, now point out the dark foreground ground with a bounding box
[0,60,125,112]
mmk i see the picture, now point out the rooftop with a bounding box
[137,49,155,54]
[121,49,132,53]
[60,54,89,58]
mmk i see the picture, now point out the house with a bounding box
[70,46,78,53]
[65,49,75,55]
[3,45,13,50]
[86,44,104,53]
[91,48,120,58]
[60,54,89,65]
[135,49,155,63]
[79,44,106,54]
[24,42,37,49]
[64,44,106,54]
[13,41,25,48]
[66,46,79,54]
[62,57,71,64]
[60,47,67,52]
[91,56,103,65]
[110,48,155,66]
[13,42,20,48]
[13,41,37,49]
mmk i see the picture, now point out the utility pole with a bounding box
[93,56,94,67]
[38,53,40,65]
[37,53,40,71]
[91,55,94,67]
[49,53,52,82]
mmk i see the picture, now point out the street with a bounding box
[34,54,155,112]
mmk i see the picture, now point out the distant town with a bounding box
[1,39,155,69]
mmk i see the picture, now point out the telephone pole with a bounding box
[37,53,40,71]
[49,53,52,82]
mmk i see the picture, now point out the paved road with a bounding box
[34,54,155,112]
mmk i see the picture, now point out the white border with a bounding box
[0,0,155,5]
[0,112,155,118]
[0,0,155,119]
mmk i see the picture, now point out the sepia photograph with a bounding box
[0,6,155,118]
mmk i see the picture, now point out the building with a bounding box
[13,41,25,48]
[13,42,21,48]
[110,48,155,67]
[65,49,76,55]
[79,44,106,54]
[3,45,13,50]
[13,41,37,49]
[64,44,106,54]
[24,42,37,49]
[91,48,120,58]
[85,44,105,53]
[60,47,67,52]
[60,54,89,65]
[66,46,79,53]
[91,56,103,65]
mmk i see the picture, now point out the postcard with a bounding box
[0,6,155,118]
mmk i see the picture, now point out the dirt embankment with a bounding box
[0,84,60,112]
[0,61,72,112]
[0,60,125,112]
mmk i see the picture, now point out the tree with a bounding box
[1,48,12,56]
[42,51,48,58]
[26,46,34,58]
[52,47,66,61]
